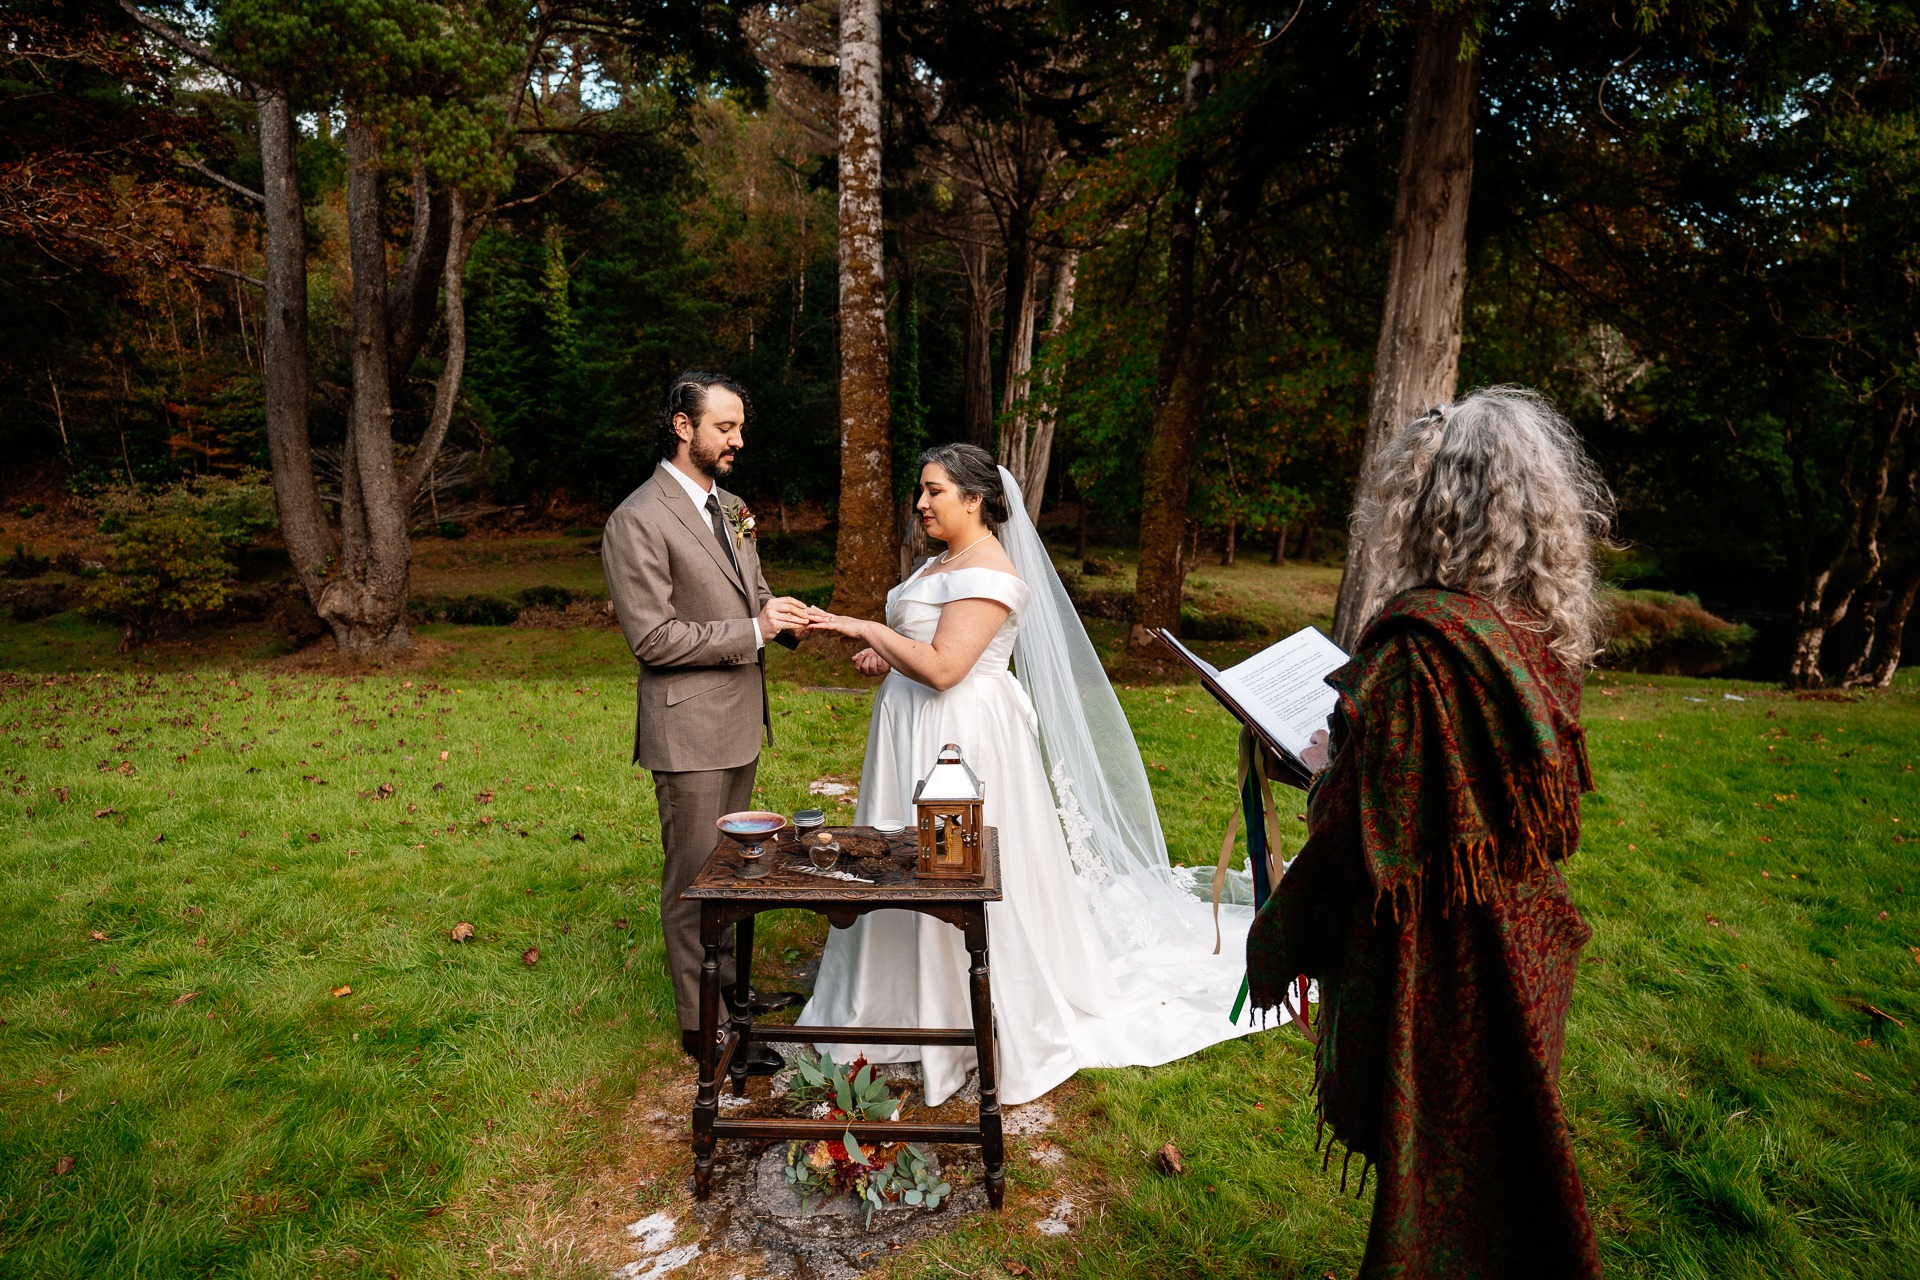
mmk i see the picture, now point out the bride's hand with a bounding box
[803,609,867,640]
[851,648,890,677]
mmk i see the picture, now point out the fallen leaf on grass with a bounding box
[151,833,165,844]
[93,808,116,819]
[88,930,107,942]
[54,1156,74,1176]
[475,790,494,804]
[1154,1142,1186,1176]
[331,985,352,998]
[1007,1265,1029,1276]
[438,751,449,762]
[615,919,628,930]
[521,947,540,967]
[307,833,320,843]
[169,992,197,1007]
[570,832,585,842]
[1854,1071,1873,1082]
[449,922,475,943]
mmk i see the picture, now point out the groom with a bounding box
[602,371,813,1074]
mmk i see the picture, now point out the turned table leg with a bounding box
[964,908,1004,1210]
[692,906,722,1200]
[728,913,756,1097]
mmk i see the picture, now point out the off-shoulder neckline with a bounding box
[912,563,1024,585]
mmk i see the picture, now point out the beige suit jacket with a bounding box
[602,469,775,772]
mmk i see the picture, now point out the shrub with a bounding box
[516,585,578,611]
[440,594,519,626]
[82,473,275,651]
[562,525,601,538]
[1,544,51,579]
[794,584,834,610]
[1179,604,1267,642]
[9,582,69,622]
[1604,589,1755,659]
[436,520,467,539]
[1082,557,1124,577]
[265,596,327,649]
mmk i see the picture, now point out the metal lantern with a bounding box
[912,743,985,880]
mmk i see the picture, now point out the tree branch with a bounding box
[114,2,250,85]
[197,261,265,288]
[179,157,264,204]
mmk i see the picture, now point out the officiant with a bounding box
[602,371,814,1075]
[1248,387,1607,1278]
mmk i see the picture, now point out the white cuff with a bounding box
[753,618,765,651]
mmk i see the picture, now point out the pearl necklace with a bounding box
[937,533,994,565]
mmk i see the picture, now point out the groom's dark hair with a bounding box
[655,370,754,458]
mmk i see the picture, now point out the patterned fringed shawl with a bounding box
[1248,588,1603,1279]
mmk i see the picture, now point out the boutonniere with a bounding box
[724,500,757,548]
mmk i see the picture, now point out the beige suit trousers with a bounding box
[654,761,757,1029]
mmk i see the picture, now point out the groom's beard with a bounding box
[689,436,736,479]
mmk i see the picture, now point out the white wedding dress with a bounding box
[797,539,1275,1106]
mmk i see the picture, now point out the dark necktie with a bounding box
[704,493,741,577]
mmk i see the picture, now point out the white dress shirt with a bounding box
[660,460,763,649]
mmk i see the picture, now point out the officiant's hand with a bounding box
[850,648,890,677]
[1301,729,1331,774]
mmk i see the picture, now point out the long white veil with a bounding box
[996,467,1251,964]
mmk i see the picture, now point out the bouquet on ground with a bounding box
[781,1050,954,1225]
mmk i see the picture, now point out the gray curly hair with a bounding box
[1349,385,1615,670]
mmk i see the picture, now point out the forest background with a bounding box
[0,0,1915,685]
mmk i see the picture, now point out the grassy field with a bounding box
[0,602,1915,1278]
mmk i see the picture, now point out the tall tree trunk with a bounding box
[997,210,1035,421]
[1329,0,1479,651]
[318,122,413,652]
[960,212,995,451]
[1000,252,1077,520]
[1125,4,1216,653]
[257,88,332,598]
[1271,523,1287,565]
[1785,404,1904,686]
[1222,517,1236,565]
[828,0,893,623]
[1853,560,1919,689]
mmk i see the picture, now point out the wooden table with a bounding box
[680,826,1006,1209]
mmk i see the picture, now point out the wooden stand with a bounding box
[680,826,1006,1209]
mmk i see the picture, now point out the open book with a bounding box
[1149,625,1350,790]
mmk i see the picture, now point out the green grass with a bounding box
[0,620,1915,1278]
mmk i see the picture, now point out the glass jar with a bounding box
[791,808,826,851]
[808,831,841,870]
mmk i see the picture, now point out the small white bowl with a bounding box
[871,819,906,836]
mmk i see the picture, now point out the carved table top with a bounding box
[683,826,1001,905]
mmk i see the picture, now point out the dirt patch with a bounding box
[265,634,458,676]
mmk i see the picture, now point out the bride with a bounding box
[797,443,1274,1106]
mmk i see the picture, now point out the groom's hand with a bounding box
[758,595,814,642]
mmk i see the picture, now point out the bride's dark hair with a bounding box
[918,443,1011,530]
